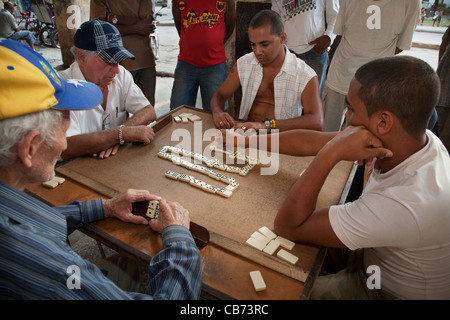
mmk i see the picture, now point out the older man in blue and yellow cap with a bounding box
[0,39,202,300]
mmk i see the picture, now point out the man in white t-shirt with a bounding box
[322,0,420,132]
[269,56,450,299]
[59,20,157,160]
[219,55,450,299]
[271,0,339,96]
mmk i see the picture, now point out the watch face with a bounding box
[112,17,118,24]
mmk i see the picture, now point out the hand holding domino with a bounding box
[104,189,161,225]
[148,199,191,234]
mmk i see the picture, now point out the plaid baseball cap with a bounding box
[0,39,102,120]
[74,19,135,64]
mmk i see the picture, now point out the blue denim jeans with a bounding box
[293,47,329,97]
[9,30,36,48]
[170,60,228,111]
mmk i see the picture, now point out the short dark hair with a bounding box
[248,9,284,36]
[354,55,440,137]
[4,2,14,10]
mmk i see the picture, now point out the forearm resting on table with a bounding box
[271,115,323,132]
[123,105,156,127]
[61,130,120,160]
[234,129,337,156]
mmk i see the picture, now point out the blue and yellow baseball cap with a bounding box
[0,39,102,120]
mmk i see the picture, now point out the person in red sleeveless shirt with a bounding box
[170,0,235,111]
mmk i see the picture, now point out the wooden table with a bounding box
[26,107,356,300]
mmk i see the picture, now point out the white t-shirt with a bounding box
[0,9,17,38]
[329,131,450,299]
[237,48,317,120]
[272,0,339,54]
[59,62,149,137]
[326,0,420,94]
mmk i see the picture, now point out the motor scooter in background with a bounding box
[150,4,167,60]
[30,0,59,48]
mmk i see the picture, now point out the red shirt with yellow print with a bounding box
[177,0,227,67]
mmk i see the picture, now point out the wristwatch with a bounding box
[112,15,118,25]
[118,125,125,145]
[262,118,271,133]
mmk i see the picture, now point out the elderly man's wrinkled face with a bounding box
[79,53,120,87]
[31,112,70,183]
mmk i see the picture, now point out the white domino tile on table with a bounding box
[275,236,296,250]
[42,179,59,188]
[249,270,266,292]
[250,232,272,246]
[258,226,277,240]
[246,237,267,251]
[42,176,65,188]
[263,239,281,255]
[277,249,299,265]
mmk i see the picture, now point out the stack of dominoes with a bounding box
[246,227,299,292]
[42,176,65,188]
[246,227,298,293]
[173,113,201,123]
[246,226,299,265]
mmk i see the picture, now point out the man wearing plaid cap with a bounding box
[59,19,157,160]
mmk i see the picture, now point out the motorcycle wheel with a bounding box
[50,29,60,49]
[39,26,53,47]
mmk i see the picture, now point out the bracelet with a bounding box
[118,125,125,145]
[270,119,276,130]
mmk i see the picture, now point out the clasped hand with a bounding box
[103,189,190,233]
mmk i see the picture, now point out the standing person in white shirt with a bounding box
[272,0,339,96]
[322,0,421,132]
[59,19,156,160]
[211,9,323,133]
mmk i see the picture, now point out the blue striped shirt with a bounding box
[0,182,202,299]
